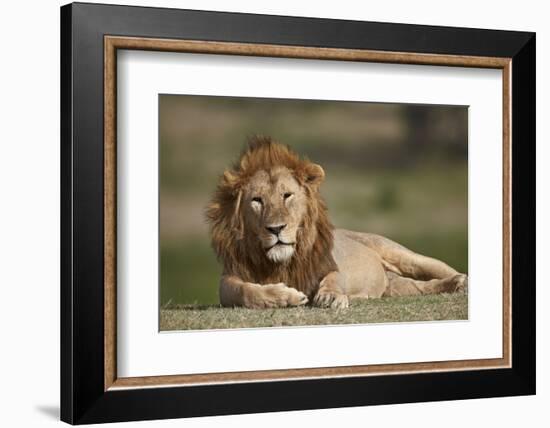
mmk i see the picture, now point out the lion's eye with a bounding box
[252,197,263,204]
[283,192,293,200]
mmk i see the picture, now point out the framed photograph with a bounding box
[60,2,535,424]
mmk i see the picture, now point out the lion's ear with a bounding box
[304,163,325,189]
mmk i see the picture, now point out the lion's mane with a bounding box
[206,136,338,298]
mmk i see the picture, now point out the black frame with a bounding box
[61,2,535,424]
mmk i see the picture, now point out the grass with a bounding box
[160,293,468,331]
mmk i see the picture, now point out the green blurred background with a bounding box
[159,95,468,306]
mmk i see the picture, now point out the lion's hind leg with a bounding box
[341,230,460,281]
[383,271,468,297]
[337,230,467,297]
[381,247,460,281]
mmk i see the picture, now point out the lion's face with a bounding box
[207,137,330,279]
[243,166,308,263]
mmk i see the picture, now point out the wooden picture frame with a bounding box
[61,2,535,424]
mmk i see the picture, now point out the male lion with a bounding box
[206,136,467,309]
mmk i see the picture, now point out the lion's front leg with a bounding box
[313,271,349,309]
[219,275,309,309]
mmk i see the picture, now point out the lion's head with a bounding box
[206,136,337,297]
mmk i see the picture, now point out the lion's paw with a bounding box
[452,274,468,293]
[257,283,309,308]
[313,290,349,309]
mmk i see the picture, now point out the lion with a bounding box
[206,136,467,309]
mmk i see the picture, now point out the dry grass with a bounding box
[160,293,468,331]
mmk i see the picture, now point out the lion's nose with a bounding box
[266,224,286,235]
